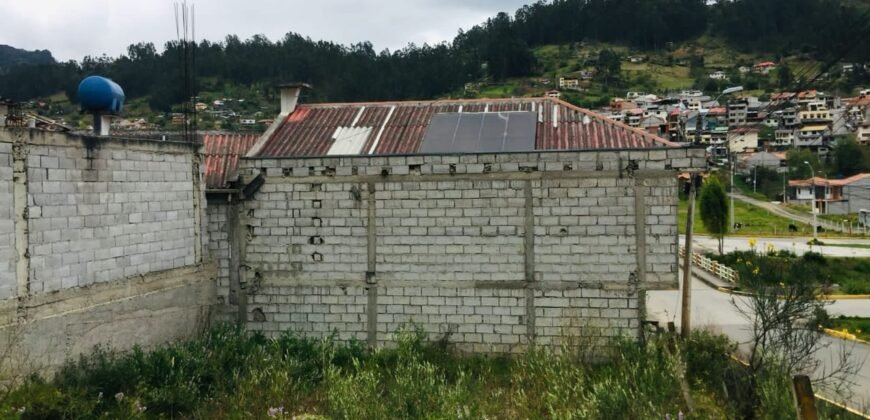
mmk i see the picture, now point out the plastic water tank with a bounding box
[77,76,125,114]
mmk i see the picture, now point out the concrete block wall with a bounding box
[237,148,706,351]
[0,129,215,376]
[0,141,14,300]
[207,202,231,298]
[25,143,197,292]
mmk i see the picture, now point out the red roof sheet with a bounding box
[788,173,870,188]
[251,97,677,158]
[203,133,260,189]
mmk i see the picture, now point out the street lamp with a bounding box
[714,86,744,231]
[804,161,817,242]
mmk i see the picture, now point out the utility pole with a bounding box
[804,161,818,242]
[730,159,735,230]
[681,174,697,339]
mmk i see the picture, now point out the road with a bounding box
[647,275,870,413]
[731,193,861,234]
[685,235,870,258]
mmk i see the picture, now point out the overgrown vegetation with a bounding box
[826,317,870,342]
[711,249,870,295]
[2,324,861,419]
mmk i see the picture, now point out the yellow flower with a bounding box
[753,268,760,275]
[749,238,758,249]
[779,282,785,287]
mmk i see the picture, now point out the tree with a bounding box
[833,136,868,177]
[776,64,793,88]
[731,251,859,417]
[786,149,822,180]
[699,177,729,254]
[595,49,622,88]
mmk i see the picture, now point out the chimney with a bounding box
[279,83,311,114]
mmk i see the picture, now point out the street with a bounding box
[647,275,870,413]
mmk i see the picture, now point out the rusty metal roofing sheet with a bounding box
[203,133,260,189]
[253,97,677,158]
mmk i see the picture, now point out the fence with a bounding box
[679,247,739,284]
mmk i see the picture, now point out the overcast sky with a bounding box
[1,0,530,62]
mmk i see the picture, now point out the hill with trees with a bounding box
[0,45,55,71]
[0,0,868,116]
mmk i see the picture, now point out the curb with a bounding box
[711,286,870,301]
[822,294,870,300]
[822,328,870,345]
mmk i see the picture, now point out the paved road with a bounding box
[732,193,861,234]
[647,275,870,412]
[685,235,870,258]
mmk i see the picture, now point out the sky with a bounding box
[1,0,530,62]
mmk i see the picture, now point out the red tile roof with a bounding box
[788,173,870,188]
[203,133,260,190]
[249,97,678,158]
[848,95,870,107]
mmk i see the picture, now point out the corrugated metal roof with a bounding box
[250,97,678,158]
[203,133,260,190]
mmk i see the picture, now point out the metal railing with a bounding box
[679,247,739,284]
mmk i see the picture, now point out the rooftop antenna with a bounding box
[174,1,197,143]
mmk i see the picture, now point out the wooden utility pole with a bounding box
[681,174,696,339]
[792,375,819,420]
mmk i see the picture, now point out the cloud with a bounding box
[0,0,529,61]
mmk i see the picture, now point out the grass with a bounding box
[733,176,773,202]
[679,197,816,237]
[679,196,868,238]
[827,317,870,342]
[711,250,870,295]
[5,325,860,419]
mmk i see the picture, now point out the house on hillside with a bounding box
[559,77,580,90]
[736,151,787,175]
[753,61,777,74]
[709,71,728,80]
[727,127,759,153]
[858,121,870,145]
[788,174,870,215]
[846,94,870,124]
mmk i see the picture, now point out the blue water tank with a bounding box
[78,76,125,114]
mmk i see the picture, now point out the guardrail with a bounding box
[679,248,739,284]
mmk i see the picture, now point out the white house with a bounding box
[709,71,728,80]
[727,127,759,153]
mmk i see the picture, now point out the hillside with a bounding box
[0,45,55,71]
[20,35,859,131]
[2,0,868,128]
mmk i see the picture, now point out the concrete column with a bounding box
[633,180,649,286]
[227,197,243,324]
[633,179,649,335]
[365,182,378,347]
[191,153,204,264]
[12,135,30,316]
[523,179,536,344]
